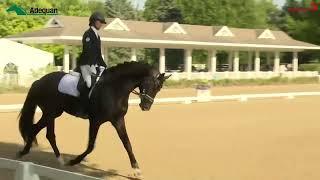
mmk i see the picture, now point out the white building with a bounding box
[0,38,53,86]
[6,16,320,80]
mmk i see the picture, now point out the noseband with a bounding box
[132,89,154,103]
[132,73,161,104]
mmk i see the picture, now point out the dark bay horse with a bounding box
[17,61,170,178]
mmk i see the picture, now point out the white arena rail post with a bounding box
[15,162,39,180]
[0,157,103,180]
[32,163,103,180]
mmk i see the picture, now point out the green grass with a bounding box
[164,77,319,88]
[299,64,320,72]
[0,84,29,94]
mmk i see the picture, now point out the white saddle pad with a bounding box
[58,72,80,97]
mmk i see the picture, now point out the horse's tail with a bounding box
[18,80,39,144]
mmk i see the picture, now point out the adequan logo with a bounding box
[6,4,58,15]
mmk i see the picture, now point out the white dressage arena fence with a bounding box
[0,157,103,180]
[1,92,320,113]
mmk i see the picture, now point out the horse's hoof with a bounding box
[57,156,65,166]
[16,151,25,159]
[66,159,78,166]
[133,168,143,179]
[16,151,22,159]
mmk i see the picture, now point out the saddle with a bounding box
[57,71,81,97]
[58,67,98,98]
[57,68,101,119]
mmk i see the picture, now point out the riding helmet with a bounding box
[89,11,106,25]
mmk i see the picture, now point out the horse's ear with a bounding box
[164,74,171,80]
[157,73,171,81]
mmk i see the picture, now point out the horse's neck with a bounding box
[105,76,141,98]
[122,77,141,94]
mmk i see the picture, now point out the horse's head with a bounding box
[104,61,171,111]
[138,72,171,111]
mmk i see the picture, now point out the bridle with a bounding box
[132,73,162,104]
[132,89,154,103]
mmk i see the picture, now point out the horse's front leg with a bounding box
[67,120,100,166]
[112,117,142,178]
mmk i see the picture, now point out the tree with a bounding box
[104,0,144,66]
[48,0,91,16]
[144,0,183,22]
[278,0,320,63]
[0,0,50,37]
[284,0,320,45]
[255,0,279,29]
[105,0,136,19]
[176,0,277,28]
[143,0,184,67]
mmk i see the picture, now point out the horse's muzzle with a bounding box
[139,103,151,111]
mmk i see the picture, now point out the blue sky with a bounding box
[131,0,286,9]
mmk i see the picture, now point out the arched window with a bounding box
[3,63,18,86]
[3,62,18,74]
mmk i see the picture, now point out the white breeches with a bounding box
[80,65,97,88]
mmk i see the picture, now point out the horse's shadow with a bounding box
[0,141,139,180]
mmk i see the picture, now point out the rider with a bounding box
[77,11,107,110]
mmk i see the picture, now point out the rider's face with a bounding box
[94,21,103,30]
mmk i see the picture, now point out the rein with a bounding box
[132,89,154,103]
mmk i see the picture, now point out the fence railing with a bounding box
[1,91,320,113]
[0,157,103,180]
[168,71,319,80]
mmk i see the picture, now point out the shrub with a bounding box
[299,64,320,72]
[0,84,29,94]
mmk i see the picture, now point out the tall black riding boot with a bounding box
[79,86,90,114]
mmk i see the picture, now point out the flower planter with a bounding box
[196,84,211,102]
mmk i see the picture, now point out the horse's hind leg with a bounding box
[46,119,64,165]
[17,114,49,158]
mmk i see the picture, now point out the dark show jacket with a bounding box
[78,27,107,67]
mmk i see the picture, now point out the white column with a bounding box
[233,51,239,72]
[274,51,280,72]
[71,48,77,69]
[184,49,192,78]
[209,50,217,73]
[228,51,233,71]
[159,48,166,73]
[63,46,70,73]
[102,46,109,66]
[293,51,298,72]
[248,51,253,71]
[131,48,137,61]
[255,51,260,72]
